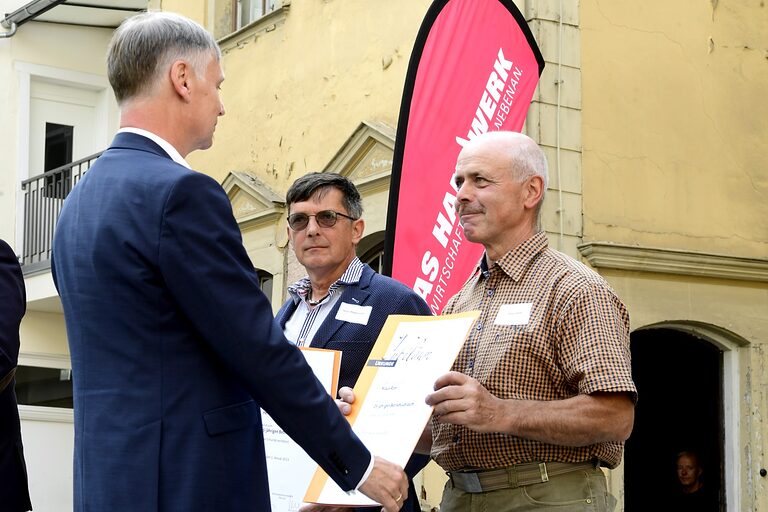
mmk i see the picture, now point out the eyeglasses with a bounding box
[287,210,356,231]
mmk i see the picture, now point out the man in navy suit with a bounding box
[51,12,407,512]
[275,173,432,512]
[0,239,32,512]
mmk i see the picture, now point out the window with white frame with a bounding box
[213,0,283,38]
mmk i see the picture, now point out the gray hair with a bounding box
[488,131,549,191]
[286,173,363,219]
[107,11,221,105]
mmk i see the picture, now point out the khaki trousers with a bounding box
[439,466,617,512]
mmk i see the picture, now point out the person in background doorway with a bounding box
[671,450,719,511]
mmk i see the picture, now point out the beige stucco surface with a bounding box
[581,3,768,509]
[184,0,431,193]
[19,311,69,356]
[580,0,768,259]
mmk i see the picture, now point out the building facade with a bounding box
[2,0,765,510]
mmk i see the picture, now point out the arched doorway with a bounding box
[625,328,723,510]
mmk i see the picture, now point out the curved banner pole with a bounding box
[383,0,545,315]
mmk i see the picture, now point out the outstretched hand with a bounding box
[358,456,408,512]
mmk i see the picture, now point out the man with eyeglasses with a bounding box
[276,172,432,512]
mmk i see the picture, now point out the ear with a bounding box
[169,60,192,102]
[351,218,365,245]
[286,225,294,247]
[522,175,545,211]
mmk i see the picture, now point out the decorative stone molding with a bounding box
[19,404,73,423]
[18,352,70,369]
[323,120,395,193]
[578,242,768,283]
[222,171,285,230]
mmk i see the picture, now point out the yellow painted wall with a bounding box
[580,0,768,258]
[159,0,207,25]
[582,5,768,509]
[184,0,431,193]
[20,311,69,356]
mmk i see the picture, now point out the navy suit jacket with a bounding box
[52,133,370,511]
[276,264,433,511]
[0,240,32,512]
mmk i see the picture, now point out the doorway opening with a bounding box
[624,328,723,511]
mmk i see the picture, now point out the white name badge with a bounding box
[335,302,372,325]
[494,303,533,326]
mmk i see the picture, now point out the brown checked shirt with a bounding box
[431,231,637,471]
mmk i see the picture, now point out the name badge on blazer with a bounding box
[494,303,533,326]
[335,302,372,325]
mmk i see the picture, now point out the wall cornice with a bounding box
[577,242,768,283]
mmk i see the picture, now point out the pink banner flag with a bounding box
[384,0,545,314]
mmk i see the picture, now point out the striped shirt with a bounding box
[284,257,365,346]
[432,231,637,470]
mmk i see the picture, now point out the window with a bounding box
[213,0,283,38]
[358,232,386,274]
[44,122,73,171]
[256,269,273,303]
[360,243,385,274]
[237,0,278,29]
[14,365,73,409]
[43,122,74,199]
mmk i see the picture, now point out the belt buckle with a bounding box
[451,471,484,493]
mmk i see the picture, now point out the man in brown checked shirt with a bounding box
[423,131,637,512]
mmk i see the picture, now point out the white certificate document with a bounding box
[263,347,342,512]
[304,310,480,507]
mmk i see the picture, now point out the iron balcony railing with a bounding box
[20,152,102,273]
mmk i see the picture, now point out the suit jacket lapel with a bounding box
[310,266,373,349]
[274,299,298,330]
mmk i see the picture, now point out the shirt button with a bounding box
[476,323,482,331]
[487,290,494,297]
[452,434,460,443]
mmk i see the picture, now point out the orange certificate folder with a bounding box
[304,310,480,507]
[264,347,342,512]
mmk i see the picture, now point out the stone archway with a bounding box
[624,322,747,511]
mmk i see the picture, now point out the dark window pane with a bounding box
[43,122,74,199]
[44,122,73,172]
[14,365,73,409]
[257,269,273,303]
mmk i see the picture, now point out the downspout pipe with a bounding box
[1,0,68,38]
[0,21,17,38]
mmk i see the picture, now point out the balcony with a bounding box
[20,152,101,274]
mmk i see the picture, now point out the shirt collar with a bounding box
[287,257,365,304]
[118,127,190,169]
[478,231,549,282]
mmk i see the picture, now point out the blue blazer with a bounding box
[276,264,433,512]
[275,264,432,392]
[0,240,32,512]
[52,133,371,512]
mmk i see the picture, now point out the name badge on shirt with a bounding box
[335,302,372,325]
[494,303,533,326]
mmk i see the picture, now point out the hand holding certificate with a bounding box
[304,310,480,507]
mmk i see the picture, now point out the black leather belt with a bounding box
[447,460,598,493]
